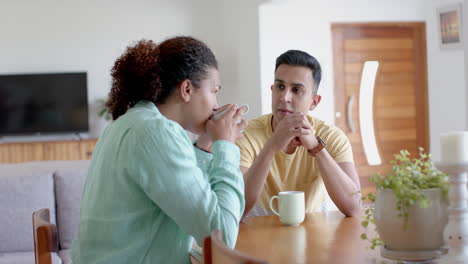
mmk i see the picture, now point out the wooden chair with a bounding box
[32,208,58,264]
[203,230,268,264]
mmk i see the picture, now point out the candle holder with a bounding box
[435,162,468,264]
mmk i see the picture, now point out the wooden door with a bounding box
[332,23,429,191]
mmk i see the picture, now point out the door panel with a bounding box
[345,50,414,62]
[332,23,429,190]
[344,38,414,50]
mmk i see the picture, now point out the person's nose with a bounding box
[279,89,292,103]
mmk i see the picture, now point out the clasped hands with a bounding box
[268,112,319,153]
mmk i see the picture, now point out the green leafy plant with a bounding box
[361,147,448,249]
[97,98,112,121]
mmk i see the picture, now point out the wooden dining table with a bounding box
[235,211,407,264]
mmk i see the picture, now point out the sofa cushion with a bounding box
[0,160,89,175]
[0,172,56,252]
[54,167,88,249]
[0,251,61,264]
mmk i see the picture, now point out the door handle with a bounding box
[347,95,355,133]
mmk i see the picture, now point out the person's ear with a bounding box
[179,80,193,103]
[309,94,322,111]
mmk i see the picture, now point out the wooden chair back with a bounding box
[203,230,268,264]
[32,208,58,264]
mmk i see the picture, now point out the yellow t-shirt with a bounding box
[236,114,354,213]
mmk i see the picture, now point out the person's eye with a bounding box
[276,84,285,90]
[293,87,303,94]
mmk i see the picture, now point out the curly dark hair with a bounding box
[106,36,218,120]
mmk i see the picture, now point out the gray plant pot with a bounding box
[374,188,448,251]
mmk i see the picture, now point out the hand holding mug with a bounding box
[206,104,248,143]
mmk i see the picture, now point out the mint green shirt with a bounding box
[71,101,245,264]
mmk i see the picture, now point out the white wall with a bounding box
[426,0,466,161]
[259,0,466,160]
[0,0,192,137]
[192,0,263,120]
[465,0,468,130]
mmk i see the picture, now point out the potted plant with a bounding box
[97,98,112,121]
[361,148,449,258]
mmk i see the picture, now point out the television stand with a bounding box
[0,133,84,143]
[0,138,97,163]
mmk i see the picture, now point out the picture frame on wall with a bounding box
[437,3,463,50]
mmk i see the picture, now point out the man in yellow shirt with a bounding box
[236,50,361,217]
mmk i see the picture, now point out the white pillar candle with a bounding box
[440,131,468,164]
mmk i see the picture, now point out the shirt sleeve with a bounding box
[235,132,256,169]
[324,126,354,163]
[133,123,245,248]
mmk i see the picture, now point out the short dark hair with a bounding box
[107,36,218,120]
[275,50,322,92]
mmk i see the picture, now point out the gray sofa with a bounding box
[0,160,90,264]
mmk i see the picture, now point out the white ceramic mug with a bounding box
[269,191,305,226]
[211,104,249,121]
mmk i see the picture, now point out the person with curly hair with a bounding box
[71,36,247,264]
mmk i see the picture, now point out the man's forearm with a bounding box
[242,143,276,217]
[315,150,361,217]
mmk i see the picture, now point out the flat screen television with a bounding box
[0,72,89,136]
